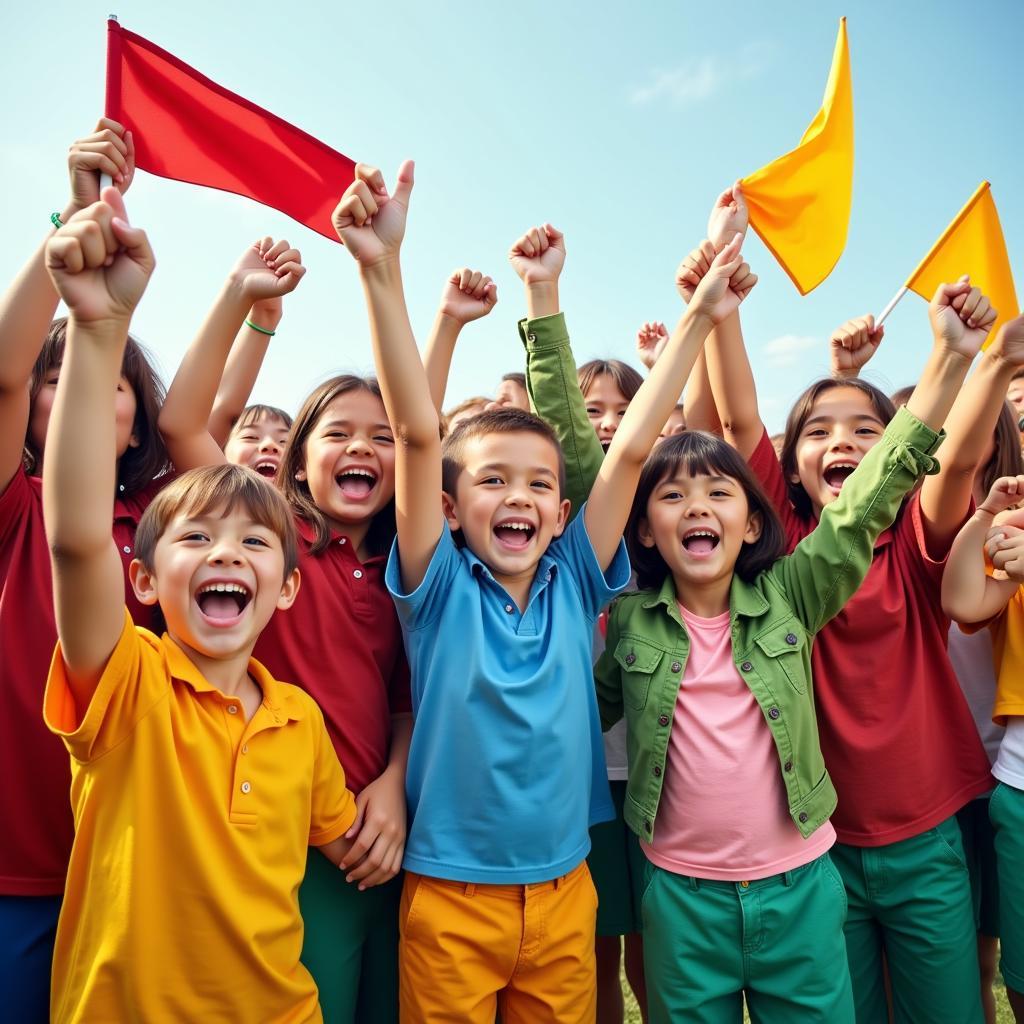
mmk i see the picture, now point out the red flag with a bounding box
[105,19,355,241]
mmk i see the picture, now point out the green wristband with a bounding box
[50,212,63,229]
[244,318,276,336]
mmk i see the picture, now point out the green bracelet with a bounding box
[50,212,63,229]
[244,319,276,336]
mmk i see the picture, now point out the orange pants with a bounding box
[399,860,597,1023]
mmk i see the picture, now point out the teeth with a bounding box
[340,468,375,479]
[255,461,277,471]
[828,462,857,471]
[499,522,533,531]
[198,582,250,596]
[685,530,717,539]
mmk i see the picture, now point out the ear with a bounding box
[276,568,301,611]
[551,497,572,538]
[127,431,140,450]
[744,510,763,545]
[636,516,657,549]
[129,558,159,606]
[442,490,461,533]
[294,468,307,482]
[787,471,801,485]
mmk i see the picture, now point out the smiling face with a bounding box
[584,373,631,452]
[444,430,570,588]
[296,390,396,543]
[790,387,887,518]
[131,504,299,663]
[224,413,291,480]
[638,469,762,603]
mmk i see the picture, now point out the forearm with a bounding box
[702,311,763,457]
[525,281,558,320]
[904,347,973,433]
[942,511,1015,622]
[383,713,412,778]
[683,351,723,435]
[422,312,461,413]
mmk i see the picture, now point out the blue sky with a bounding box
[3,0,1022,431]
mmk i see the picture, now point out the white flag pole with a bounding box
[100,16,118,194]
[876,286,908,328]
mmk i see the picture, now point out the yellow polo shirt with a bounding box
[44,611,357,1023]
[989,587,1024,724]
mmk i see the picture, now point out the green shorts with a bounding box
[587,779,645,936]
[956,795,1000,938]
[989,781,1024,993]
[639,853,854,1023]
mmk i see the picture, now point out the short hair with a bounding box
[135,465,298,578]
[230,404,293,435]
[577,359,644,403]
[444,395,490,423]
[441,407,566,497]
[500,372,526,389]
[627,430,786,589]
[1012,367,1024,383]
[26,317,170,495]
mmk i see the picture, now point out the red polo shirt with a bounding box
[0,467,167,895]
[749,431,992,846]
[254,517,411,795]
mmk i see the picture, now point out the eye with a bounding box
[480,476,504,486]
[585,407,601,417]
[238,434,260,443]
[181,531,209,543]
[856,426,880,436]
[324,430,346,440]
[243,536,270,547]
[660,490,683,501]
[805,427,828,439]
[531,480,553,490]
[710,488,730,498]
[373,434,394,444]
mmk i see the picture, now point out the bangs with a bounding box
[233,404,293,433]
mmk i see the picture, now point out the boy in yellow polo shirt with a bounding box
[41,189,358,1022]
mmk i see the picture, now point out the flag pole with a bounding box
[100,15,118,192]
[876,286,908,327]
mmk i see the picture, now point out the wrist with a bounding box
[435,310,465,333]
[525,281,559,319]
[247,305,283,332]
[832,366,861,381]
[359,255,403,286]
[976,506,999,520]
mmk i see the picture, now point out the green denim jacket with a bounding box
[521,312,943,842]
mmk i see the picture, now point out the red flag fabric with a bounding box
[105,19,355,241]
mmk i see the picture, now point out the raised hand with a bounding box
[332,160,415,266]
[830,315,884,377]
[45,187,154,325]
[687,234,757,325]
[68,118,136,213]
[929,277,997,359]
[980,475,1024,518]
[229,236,306,319]
[707,182,748,253]
[988,313,1024,367]
[636,321,669,370]
[508,224,566,285]
[439,268,497,325]
[675,240,717,303]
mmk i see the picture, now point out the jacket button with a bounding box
[625,653,637,665]
[740,661,753,672]
[768,707,780,720]
[670,661,682,673]
[798,812,809,823]
[786,632,798,645]
[653,765,662,777]
[644,820,652,832]
[784,760,793,772]
[658,715,670,727]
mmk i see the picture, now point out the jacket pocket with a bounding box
[613,637,664,711]
[754,620,808,694]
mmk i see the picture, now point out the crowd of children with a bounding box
[2,118,1024,1024]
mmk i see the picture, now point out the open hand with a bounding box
[439,268,497,325]
[929,277,997,359]
[508,224,565,285]
[332,160,415,266]
[68,118,136,213]
[636,321,669,370]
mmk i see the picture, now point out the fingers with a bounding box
[355,844,404,890]
[932,275,972,308]
[102,187,154,271]
[711,232,743,275]
[730,264,758,298]
[354,162,387,196]
[544,223,565,250]
[392,159,415,207]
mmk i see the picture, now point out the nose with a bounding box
[684,497,710,518]
[599,414,617,436]
[829,428,855,451]
[207,538,244,566]
[346,435,373,456]
[504,486,534,509]
[259,437,280,453]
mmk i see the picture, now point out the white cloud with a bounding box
[630,42,772,107]
[761,335,821,366]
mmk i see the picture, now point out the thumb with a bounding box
[933,276,971,306]
[732,180,746,212]
[714,186,734,209]
[711,232,743,274]
[392,159,415,207]
[101,184,128,222]
[544,223,565,250]
[111,215,154,269]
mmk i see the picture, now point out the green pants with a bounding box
[988,782,1024,993]
[299,847,401,1024]
[640,853,853,1023]
[830,815,983,1024]
[588,780,646,936]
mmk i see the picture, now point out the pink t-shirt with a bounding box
[641,605,835,881]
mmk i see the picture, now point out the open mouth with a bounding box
[682,528,720,557]
[493,518,536,551]
[600,440,612,453]
[253,459,279,479]
[336,466,378,500]
[195,581,252,623]
[823,461,858,495]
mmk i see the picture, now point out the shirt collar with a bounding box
[639,570,770,621]
[294,515,386,566]
[464,546,558,588]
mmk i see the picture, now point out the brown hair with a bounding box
[889,385,915,409]
[500,372,526,389]
[982,401,1024,495]
[25,318,170,495]
[441,407,566,497]
[444,396,490,424]
[277,375,395,557]
[230,404,293,435]
[779,378,897,520]
[577,359,644,404]
[135,464,298,578]
[628,430,786,589]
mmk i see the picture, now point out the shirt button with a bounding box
[504,604,514,614]
[658,715,670,727]
[740,880,750,889]
[353,569,363,579]
[339,538,346,545]
[670,661,682,673]
[653,765,662,777]
[740,661,753,672]
[786,633,798,645]
[240,781,251,794]
[122,545,131,554]
[784,760,793,772]
[768,707,780,720]
[798,812,809,823]
[227,705,238,715]
[625,653,637,665]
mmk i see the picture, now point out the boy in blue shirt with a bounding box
[332,161,752,1022]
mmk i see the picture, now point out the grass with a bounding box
[619,964,1017,1022]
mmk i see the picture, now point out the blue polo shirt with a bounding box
[386,506,630,883]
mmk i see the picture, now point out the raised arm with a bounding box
[942,475,1024,624]
[157,239,305,470]
[0,120,135,491]
[332,161,441,592]
[920,307,1023,554]
[585,235,756,568]
[422,268,497,413]
[42,188,154,712]
[828,314,884,380]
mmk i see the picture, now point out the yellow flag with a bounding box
[906,182,1019,341]
[741,18,853,295]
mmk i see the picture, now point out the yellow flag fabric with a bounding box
[741,18,853,295]
[906,182,1019,342]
